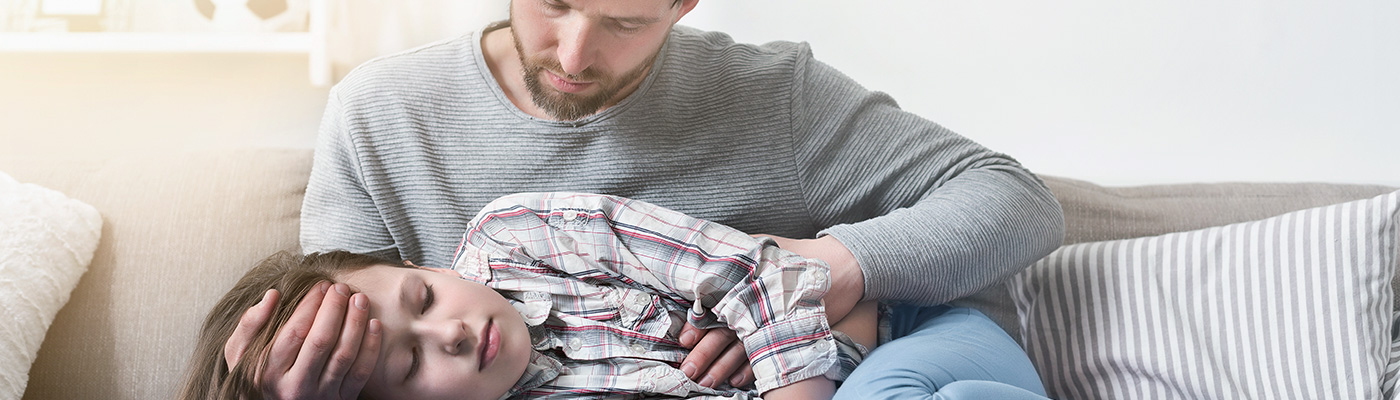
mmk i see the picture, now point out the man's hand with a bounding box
[224,281,381,399]
[676,234,865,389]
[758,235,864,323]
[678,323,754,388]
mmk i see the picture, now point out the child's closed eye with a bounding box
[423,284,435,314]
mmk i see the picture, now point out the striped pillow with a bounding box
[1010,190,1400,400]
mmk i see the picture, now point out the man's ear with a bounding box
[674,0,700,23]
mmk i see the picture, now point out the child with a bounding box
[182,193,1047,399]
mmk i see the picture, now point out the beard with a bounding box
[514,34,657,121]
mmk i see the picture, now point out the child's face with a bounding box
[340,265,532,400]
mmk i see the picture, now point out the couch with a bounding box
[3,148,1395,399]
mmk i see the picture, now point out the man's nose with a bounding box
[556,17,597,76]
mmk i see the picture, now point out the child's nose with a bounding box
[423,319,470,355]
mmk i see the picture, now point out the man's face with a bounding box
[510,0,692,120]
[342,265,533,400]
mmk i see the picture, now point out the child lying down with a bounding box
[181,192,1048,400]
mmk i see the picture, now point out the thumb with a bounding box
[226,289,278,369]
[679,321,707,348]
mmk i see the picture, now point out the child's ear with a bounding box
[405,260,463,278]
[425,266,460,278]
[403,258,456,275]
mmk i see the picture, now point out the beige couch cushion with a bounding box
[0,149,309,399]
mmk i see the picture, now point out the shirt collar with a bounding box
[501,349,565,399]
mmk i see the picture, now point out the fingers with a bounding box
[680,326,753,389]
[320,292,371,395]
[288,282,354,385]
[341,318,381,399]
[728,363,755,388]
[264,281,330,381]
[680,327,737,384]
[711,345,756,388]
[226,289,279,370]
[326,292,380,400]
[678,322,706,348]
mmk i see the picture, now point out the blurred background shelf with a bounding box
[0,32,312,53]
[0,0,331,86]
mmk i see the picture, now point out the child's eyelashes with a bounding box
[407,284,434,382]
[423,284,435,314]
[406,347,421,382]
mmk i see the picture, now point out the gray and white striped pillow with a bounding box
[1010,190,1400,400]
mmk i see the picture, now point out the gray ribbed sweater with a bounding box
[301,26,1065,305]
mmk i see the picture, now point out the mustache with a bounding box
[521,56,606,82]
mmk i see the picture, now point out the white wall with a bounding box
[684,0,1399,186]
[3,1,1395,186]
[0,53,328,158]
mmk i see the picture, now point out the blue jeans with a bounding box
[833,305,1049,400]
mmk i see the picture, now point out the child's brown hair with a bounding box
[179,250,398,400]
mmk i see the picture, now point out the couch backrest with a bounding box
[1046,175,1399,245]
[2,149,310,399]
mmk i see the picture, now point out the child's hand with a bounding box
[224,281,382,399]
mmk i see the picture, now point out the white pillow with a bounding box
[0,172,102,399]
[1010,190,1399,400]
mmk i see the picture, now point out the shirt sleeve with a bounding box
[300,90,401,261]
[460,192,842,393]
[789,47,1066,305]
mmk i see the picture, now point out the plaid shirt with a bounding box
[449,193,865,399]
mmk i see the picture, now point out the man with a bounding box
[225,0,1065,398]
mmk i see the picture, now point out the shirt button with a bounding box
[806,269,827,285]
[630,344,646,354]
[562,210,579,221]
[568,337,583,351]
[628,294,650,314]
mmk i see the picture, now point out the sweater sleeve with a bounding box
[460,192,843,393]
[789,47,1066,305]
[299,90,401,261]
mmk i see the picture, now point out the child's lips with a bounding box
[479,318,499,370]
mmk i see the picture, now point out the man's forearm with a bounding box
[821,168,1065,305]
